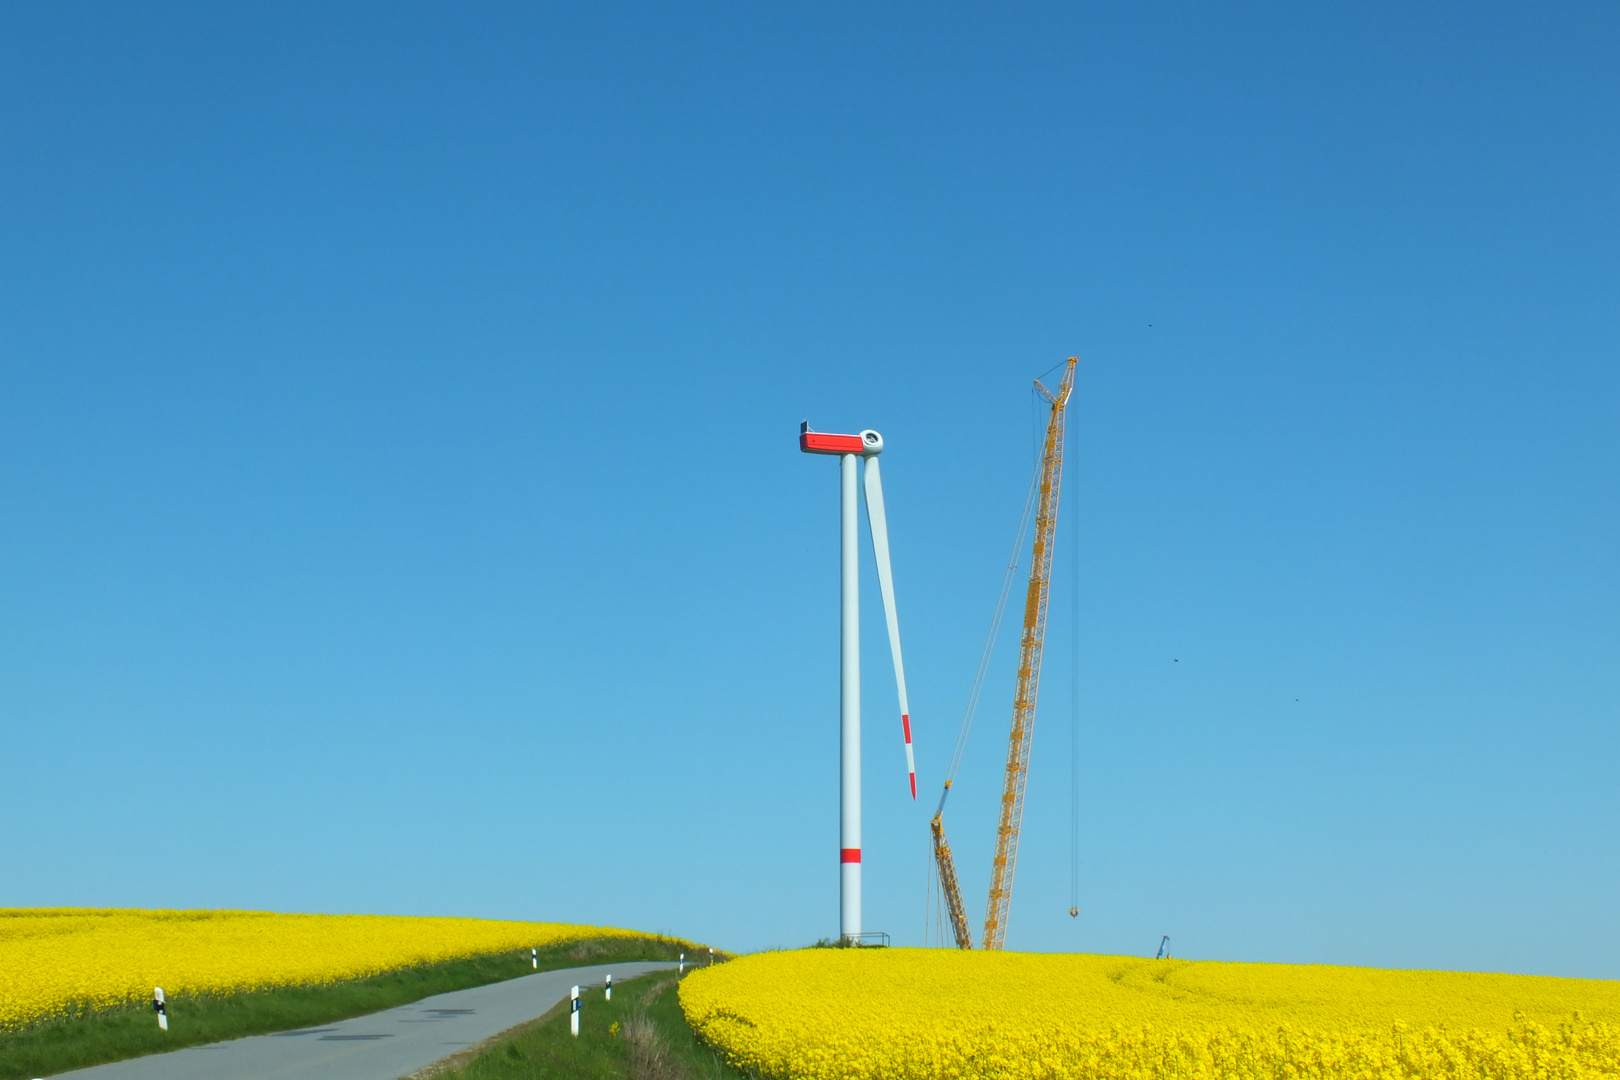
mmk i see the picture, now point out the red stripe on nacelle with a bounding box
[800,431,865,455]
[901,713,912,742]
[840,848,862,863]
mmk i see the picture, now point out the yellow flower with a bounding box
[1,908,645,1031]
[679,949,1620,1080]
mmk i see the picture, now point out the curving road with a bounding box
[48,961,676,1080]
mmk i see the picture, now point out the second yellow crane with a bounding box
[932,356,1075,950]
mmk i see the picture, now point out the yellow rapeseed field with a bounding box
[0,908,642,1032]
[679,948,1620,1080]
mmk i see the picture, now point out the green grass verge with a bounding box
[2,935,698,1080]
[444,968,747,1080]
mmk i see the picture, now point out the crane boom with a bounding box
[928,466,1039,952]
[929,807,973,948]
[983,356,1075,950]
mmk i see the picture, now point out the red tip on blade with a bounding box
[909,774,917,799]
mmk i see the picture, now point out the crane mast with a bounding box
[983,356,1074,950]
[929,356,1075,952]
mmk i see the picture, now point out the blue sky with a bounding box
[2,2,1617,977]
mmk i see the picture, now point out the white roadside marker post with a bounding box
[153,987,167,1031]
[605,974,612,1001]
[531,948,537,969]
[708,948,713,967]
[678,952,685,975]
[569,985,580,1037]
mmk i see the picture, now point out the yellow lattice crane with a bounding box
[931,356,1076,950]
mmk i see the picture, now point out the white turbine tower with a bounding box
[800,421,917,943]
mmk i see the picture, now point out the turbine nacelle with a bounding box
[798,422,883,457]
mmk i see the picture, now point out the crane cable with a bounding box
[936,460,1041,813]
[1068,393,1081,919]
[927,413,1042,946]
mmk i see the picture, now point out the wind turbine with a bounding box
[800,422,917,943]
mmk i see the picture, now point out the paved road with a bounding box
[48,962,676,1080]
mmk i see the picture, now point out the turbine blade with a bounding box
[863,456,917,799]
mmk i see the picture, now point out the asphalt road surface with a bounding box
[48,961,676,1080]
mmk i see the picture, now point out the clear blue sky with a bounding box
[3,2,1616,977]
